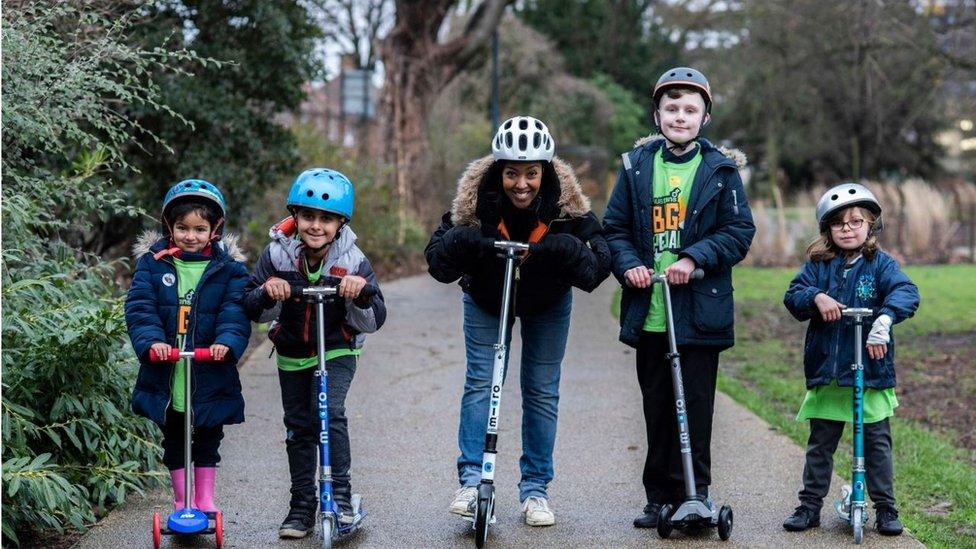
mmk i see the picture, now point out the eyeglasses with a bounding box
[829,218,866,231]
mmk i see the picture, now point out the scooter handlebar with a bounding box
[488,238,530,252]
[291,280,380,300]
[651,268,705,284]
[841,307,877,318]
[149,348,215,362]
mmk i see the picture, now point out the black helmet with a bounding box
[653,67,712,113]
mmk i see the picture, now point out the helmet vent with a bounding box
[518,119,528,130]
[518,134,527,151]
[831,194,838,200]
[505,132,513,147]
[503,120,512,129]
[322,193,330,200]
[849,188,856,194]
[533,132,541,148]
[306,190,314,197]
[184,182,192,188]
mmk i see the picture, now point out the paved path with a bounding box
[75,274,922,548]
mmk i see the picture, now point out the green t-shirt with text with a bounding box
[644,146,703,331]
[171,258,209,412]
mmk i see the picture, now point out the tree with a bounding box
[114,0,323,250]
[379,0,512,242]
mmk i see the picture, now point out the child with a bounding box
[783,183,919,536]
[243,168,386,539]
[602,67,755,528]
[126,179,251,513]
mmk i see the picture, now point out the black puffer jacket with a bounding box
[426,155,611,316]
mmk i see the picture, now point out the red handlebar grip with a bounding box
[149,348,181,362]
[193,348,214,361]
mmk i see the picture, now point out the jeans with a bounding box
[278,354,357,504]
[457,291,571,502]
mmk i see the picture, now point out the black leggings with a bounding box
[161,408,224,470]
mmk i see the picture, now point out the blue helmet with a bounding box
[286,168,355,220]
[162,179,227,219]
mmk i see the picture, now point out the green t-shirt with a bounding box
[171,258,209,413]
[796,381,898,423]
[276,254,361,371]
[644,146,703,331]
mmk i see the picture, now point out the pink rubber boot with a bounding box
[193,466,220,513]
[170,468,188,510]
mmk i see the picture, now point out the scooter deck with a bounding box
[161,511,219,535]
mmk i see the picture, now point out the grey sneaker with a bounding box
[449,486,478,517]
[521,496,555,526]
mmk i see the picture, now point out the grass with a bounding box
[611,264,976,548]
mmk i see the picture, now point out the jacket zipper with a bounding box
[732,189,739,215]
[303,303,312,344]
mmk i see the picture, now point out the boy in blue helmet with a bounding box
[243,168,387,538]
[126,179,251,514]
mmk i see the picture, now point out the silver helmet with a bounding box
[492,116,555,162]
[815,183,883,232]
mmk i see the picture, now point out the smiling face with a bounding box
[171,210,213,253]
[295,207,343,253]
[655,90,709,146]
[501,161,543,209]
[828,206,871,252]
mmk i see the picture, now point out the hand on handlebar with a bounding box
[338,275,367,299]
[150,342,172,361]
[209,344,230,361]
[264,276,292,301]
[663,257,697,285]
[624,265,653,288]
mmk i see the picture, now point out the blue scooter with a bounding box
[149,348,224,549]
[470,239,529,549]
[299,282,378,549]
[834,307,875,544]
[651,270,734,541]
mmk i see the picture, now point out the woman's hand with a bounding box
[664,257,697,285]
[443,226,484,257]
[338,275,367,299]
[209,344,230,361]
[624,266,653,288]
[813,293,845,322]
[867,343,887,360]
[264,276,291,301]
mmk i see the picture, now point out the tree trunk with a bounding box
[380,0,511,244]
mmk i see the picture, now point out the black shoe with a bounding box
[876,506,903,536]
[634,502,662,528]
[783,505,821,531]
[279,498,317,539]
[333,483,357,525]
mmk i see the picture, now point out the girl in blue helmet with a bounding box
[125,179,251,514]
[243,168,387,539]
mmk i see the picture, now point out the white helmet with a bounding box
[816,182,883,232]
[492,116,555,162]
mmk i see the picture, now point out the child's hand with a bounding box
[867,343,887,360]
[150,342,172,361]
[338,275,367,299]
[624,266,653,288]
[664,257,697,285]
[209,344,230,361]
[264,276,291,301]
[813,293,845,322]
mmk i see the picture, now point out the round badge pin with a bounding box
[162,273,176,287]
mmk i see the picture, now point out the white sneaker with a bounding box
[522,496,555,526]
[449,486,478,517]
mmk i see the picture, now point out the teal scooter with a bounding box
[834,307,875,544]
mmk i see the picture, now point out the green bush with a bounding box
[1,2,202,544]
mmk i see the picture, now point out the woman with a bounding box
[426,116,611,526]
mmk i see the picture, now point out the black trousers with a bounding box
[799,418,896,511]
[278,354,357,505]
[161,408,224,470]
[636,331,719,504]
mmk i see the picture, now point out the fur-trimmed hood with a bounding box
[450,155,591,228]
[132,230,247,262]
[632,134,748,170]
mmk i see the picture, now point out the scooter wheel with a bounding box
[474,484,494,548]
[852,507,864,544]
[718,505,733,541]
[152,511,161,549]
[214,511,223,548]
[321,515,334,549]
[657,503,674,539]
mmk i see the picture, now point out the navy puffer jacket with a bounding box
[604,135,756,349]
[784,251,919,389]
[125,231,251,428]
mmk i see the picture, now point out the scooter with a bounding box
[149,348,224,549]
[296,281,379,549]
[834,307,875,544]
[470,239,530,549]
[651,270,734,541]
